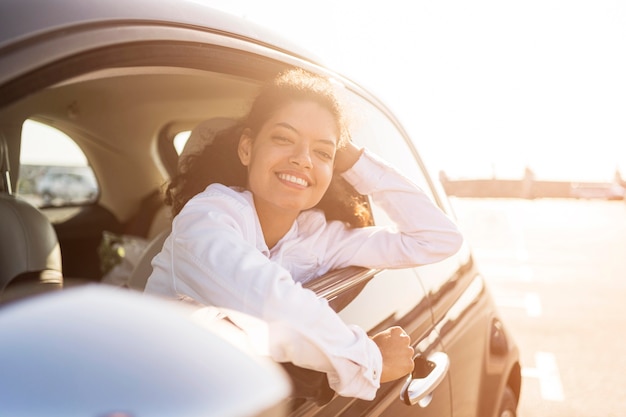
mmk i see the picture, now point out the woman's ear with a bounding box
[238,129,253,166]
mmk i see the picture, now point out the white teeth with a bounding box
[278,173,308,187]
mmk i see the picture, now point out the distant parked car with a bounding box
[36,168,98,205]
[0,0,521,416]
[570,182,625,200]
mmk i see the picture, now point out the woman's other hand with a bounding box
[334,141,363,173]
[372,326,415,383]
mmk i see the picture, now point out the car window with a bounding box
[18,119,98,208]
[347,93,440,233]
[344,93,471,300]
[336,267,430,333]
[302,91,435,335]
[346,95,435,202]
[173,131,191,155]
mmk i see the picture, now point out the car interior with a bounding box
[0,62,260,296]
[0,49,381,308]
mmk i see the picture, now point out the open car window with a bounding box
[300,88,436,335]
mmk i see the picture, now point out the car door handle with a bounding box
[400,351,450,406]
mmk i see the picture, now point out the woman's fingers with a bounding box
[372,326,415,383]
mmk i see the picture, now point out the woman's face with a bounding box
[238,100,338,219]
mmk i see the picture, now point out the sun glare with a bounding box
[208,0,626,183]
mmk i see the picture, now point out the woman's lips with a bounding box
[276,172,310,187]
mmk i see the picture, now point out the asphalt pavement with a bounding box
[451,197,626,417]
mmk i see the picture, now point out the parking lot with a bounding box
[451,197,626,417]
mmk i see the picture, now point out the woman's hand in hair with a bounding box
[372,326,415,383]
[334,141,364,173]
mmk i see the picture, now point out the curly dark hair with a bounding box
[165,69,372,228]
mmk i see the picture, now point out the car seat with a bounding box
[126,117,236,291]
[0,135,63,304]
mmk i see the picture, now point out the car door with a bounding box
[350,91,512,416]
[289,266,451,417]
[415,228,518,417]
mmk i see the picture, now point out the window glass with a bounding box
[331,92,432,334]
[334,90,469,329]
[345,95,434,200]
[337,268,429,334]
[18,119,98,207]
[345,93,441,231]
[347,94,471,294]
[343,92,471,296]
[415,239,472,296]
[173,131,191,155]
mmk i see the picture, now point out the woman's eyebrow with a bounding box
[275,122,337,148]
[275,122,298,132]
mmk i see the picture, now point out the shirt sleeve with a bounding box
[321,149,464,270]
[163,189,383,400]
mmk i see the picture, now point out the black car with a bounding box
[0,1,521,416]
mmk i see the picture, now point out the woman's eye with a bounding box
[316,150,333,161]
[273,136,292,144]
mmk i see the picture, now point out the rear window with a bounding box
[17,119,99,207]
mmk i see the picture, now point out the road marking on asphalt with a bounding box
[522,352,565,401]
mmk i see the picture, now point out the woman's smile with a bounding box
[276,171,311,188]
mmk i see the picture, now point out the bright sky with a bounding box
[207,0,626,182]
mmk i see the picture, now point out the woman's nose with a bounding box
[289,144,312,168]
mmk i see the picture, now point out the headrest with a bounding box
[1,134,12,194]
[0,194,62,292]
[178,117,237,171]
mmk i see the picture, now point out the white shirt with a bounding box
[145,149,463,400]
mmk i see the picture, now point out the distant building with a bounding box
[440,167,624,200]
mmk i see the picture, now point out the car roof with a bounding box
[0,0,320,64]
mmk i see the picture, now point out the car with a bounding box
[570,182,625,200]
[35,167,98,206]
[0,0,521,416]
